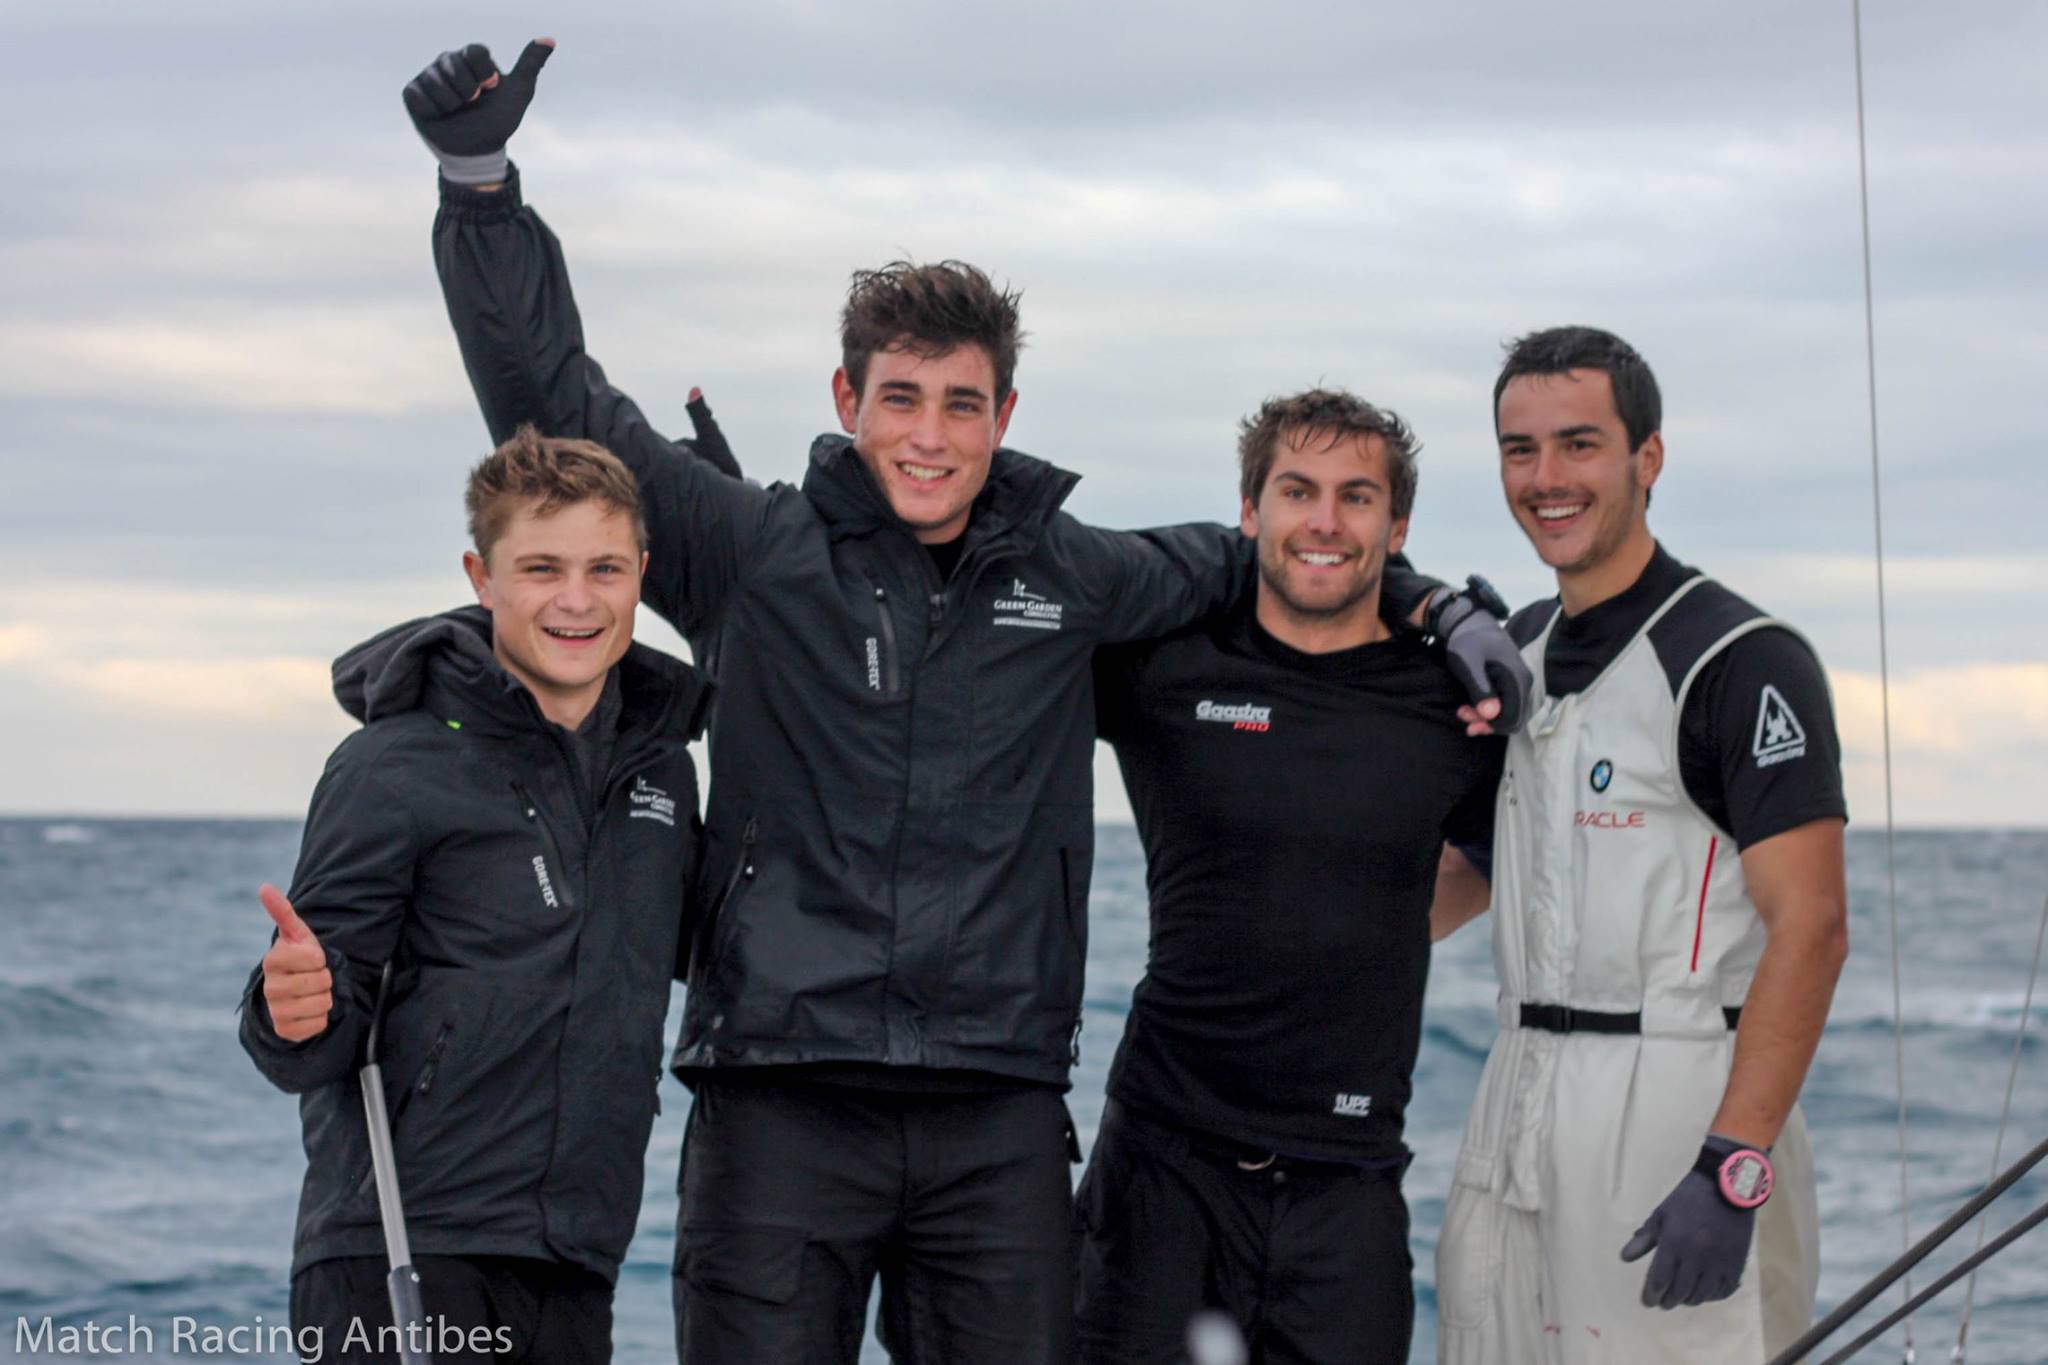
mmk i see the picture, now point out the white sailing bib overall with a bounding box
[1436,576,1820,1364]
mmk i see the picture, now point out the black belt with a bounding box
[1518,1003,1742,1034]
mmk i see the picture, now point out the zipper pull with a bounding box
[929,592,946,626]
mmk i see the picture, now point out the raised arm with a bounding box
[407,40,764,638]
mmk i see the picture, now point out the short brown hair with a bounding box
[1237,388,1420,521]
[465,425,646,562]
[840,260,1025,401]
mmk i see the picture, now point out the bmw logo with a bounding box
[1590,759,1614,793]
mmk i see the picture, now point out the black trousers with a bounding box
[1074,1101,1414,1365]
[289,1254,613,1364]
[672,1079,1077,1365]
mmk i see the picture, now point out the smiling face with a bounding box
[1240,427,1410,651]
[1497,368,1662,612]
[832,342,1018,544]
[462,496,646,728]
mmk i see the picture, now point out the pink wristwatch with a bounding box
[1694,1143,1774,1209]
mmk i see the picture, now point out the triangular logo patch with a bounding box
[1751,684,1808,768]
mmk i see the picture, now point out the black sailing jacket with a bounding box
[434,168,1288,1085]
[238,609,707,1279]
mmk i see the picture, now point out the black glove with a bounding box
[685,389,742,481]
[402,40,554,185]
[1425,575,1531,734]
[1620,1136,1759,1309]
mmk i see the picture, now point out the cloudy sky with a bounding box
[1,1,2042,824]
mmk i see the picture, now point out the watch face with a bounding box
[1720,1151,1773,1208]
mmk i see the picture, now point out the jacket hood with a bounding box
[802,434,1080,557]
[332,605,708,739]
[333,607,512,725]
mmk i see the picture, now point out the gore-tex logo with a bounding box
[1576,810,1646,830]
[993,578,1064,631]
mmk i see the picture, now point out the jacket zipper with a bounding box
[414,1023,452,1095]
[511,780,578,909]
[869,583,901,696]
[349,1021,450,1195]
[696,817,758,990]
[720,817,759,910]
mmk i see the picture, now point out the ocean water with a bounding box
[2,820,2044,1364]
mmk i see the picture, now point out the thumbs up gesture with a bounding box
[259,884,334,1043]
[402,39,555,186]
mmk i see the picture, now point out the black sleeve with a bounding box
[433,167,770,638]
[237,740,417,1094]
[1679,627,1848,849]
[1092,643,1148,743]
[1379,552,1444,626]
[1445,736,1507,879]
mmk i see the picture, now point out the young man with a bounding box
[240,429,709,1364]
[1433,327,1849,1364]
[402,41,1527,1364]
[1076,390,1505,1365]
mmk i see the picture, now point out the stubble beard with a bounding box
[1257,542,1384,627]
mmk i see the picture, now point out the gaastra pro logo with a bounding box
[1752,684,1808,768]
[1195,700,1273,732]
[993,578,1064,631]
[1333,1092,1372,1118]
[531,855,559,908]
[630,776,677,827]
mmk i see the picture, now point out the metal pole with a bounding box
[362,962,433,1365]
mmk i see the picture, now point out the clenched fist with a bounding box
[259,884,333,1043]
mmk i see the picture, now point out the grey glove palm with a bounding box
[1620,1136,1758,1309]
[1426,576,1532,733]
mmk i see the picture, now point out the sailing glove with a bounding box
[402,40,554,186]
[1426,575,1532,734]
[685,389,742,481]
[1620,1134,1759,1309]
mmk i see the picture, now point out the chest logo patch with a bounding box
[1195,699,1273,733]
[1752,684,1808,768]
[993,578,1064,631]
[1589,759,1614,792]
[630,776,678,827]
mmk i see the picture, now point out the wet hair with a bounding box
[465,424,646,562]
[840,260,1025,401]
[1236,387,1420,520]
[1493,325,1662,452]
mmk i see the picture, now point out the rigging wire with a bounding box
[1765,1131,2048,1365]
[1822,1194,2048,1365]
[1849,2,1916,1357]
[1949,890,2048,1362]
